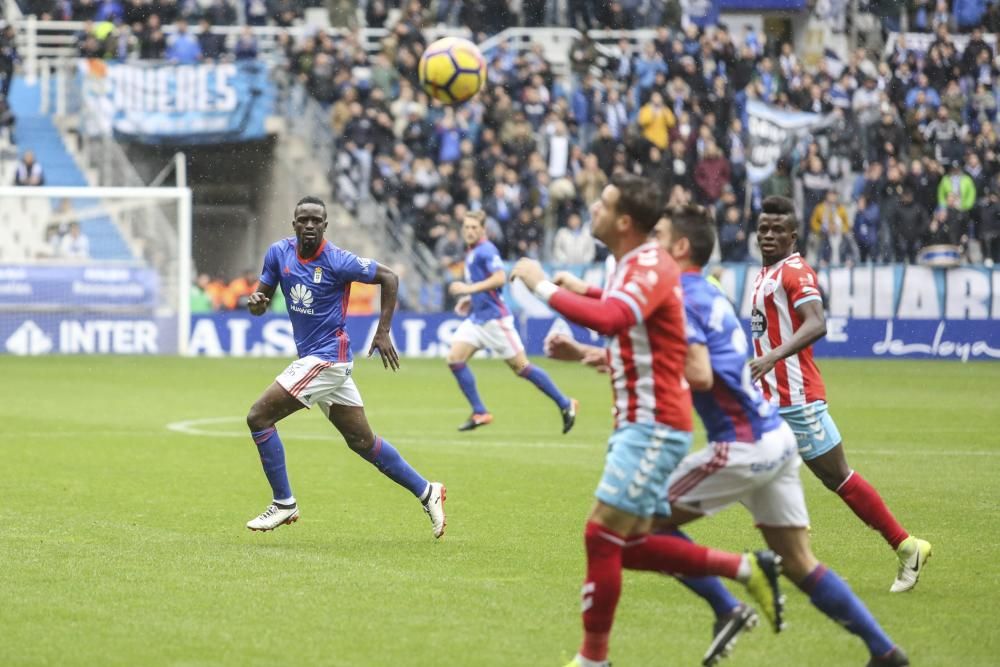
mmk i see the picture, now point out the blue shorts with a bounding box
[778,401,842,461]
[595,423,693,518]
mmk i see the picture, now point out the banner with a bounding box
[80,60,275,145]
[1,315,177,355]
[746,99,831,184]
[0,264,158,310]
[179,311,999,362]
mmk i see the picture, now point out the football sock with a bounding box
[251,427,293,501]
[836,471,910,549]
[358,436,429,498]
[622,532,744,580]
[518,364,571,410]
[449,362,488,414]
[657,528,742,617]
[580,521,624,662]
[798,564,895,657]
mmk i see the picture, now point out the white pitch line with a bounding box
[164,416,591,450]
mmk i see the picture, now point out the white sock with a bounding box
[274,497,296,507]
[574,655,608,667]
[736,554,752,582]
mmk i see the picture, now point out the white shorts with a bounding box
[451,316,524,359]
[276,355,363,413]
[666,421,809,528]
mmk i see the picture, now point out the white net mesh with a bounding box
[0,187,190,355]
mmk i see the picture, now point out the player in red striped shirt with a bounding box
[512,175,784,667]
[749,196,931,593]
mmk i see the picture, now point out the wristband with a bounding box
[533,280,559,303]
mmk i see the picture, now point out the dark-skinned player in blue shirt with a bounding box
[244,196,446,538]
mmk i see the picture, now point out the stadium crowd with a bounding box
[57,0,1000,272]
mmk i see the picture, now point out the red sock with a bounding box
[836,471,910,549]
[579,521,623,662]
[622,533,742,579]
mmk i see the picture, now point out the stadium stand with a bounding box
[7,1,1000,285]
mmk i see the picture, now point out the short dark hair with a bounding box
[295,195,327,214]
[665,204,715,268]
[610,174,662,234]
[761,195,798,231]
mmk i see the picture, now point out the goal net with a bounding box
[0,186,192,356]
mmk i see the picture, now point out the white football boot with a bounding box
[422,482,447,539]
[246,501,299,531]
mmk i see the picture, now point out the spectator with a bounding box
[552,212,596,264]
[14,150,44,186]
[637,91,675,150]
[233,26,258,61]
[937,160,977,212]
[0,23,18,98]
[165,19,201,64]
[196,19,226,61]
[718,205,748,262]
[191,274,214,314]
[924,106,964,164]
[434,226,465,278]
[853,195,881,263]
[204,0,238,26]
[693,141,731,204]
[891,188,931,263]
[0,94,15,143]
[508,207,543,259]
[978,189,1000,266]
[574,153,607,210]
[59,222,91,259]
[922,204,962,248]
[809,189,857,266]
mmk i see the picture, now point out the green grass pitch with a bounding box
[2,356,998,666]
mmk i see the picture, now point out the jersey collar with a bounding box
[763,252,800,271]
[296,238,327,264]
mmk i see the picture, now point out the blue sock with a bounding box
[359,436,429,499]
[799,565,895,657]
[661,528,741,617]
[449,362,487,414]
[518,364,571,410]
[251,427,293,501]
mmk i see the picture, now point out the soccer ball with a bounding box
[419,37,487,105]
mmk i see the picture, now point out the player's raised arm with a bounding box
[750,299,827,381]
[247,282,276,316]
[368,262,401,371]
[510,258,636,337]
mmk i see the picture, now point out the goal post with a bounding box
[0,185,193,356]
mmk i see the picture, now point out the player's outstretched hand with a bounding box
[454,295,471,317]
[368,329,400,371]
[552,271,588,295]
[749,353,776,382]
[247,292,270,316]
[581,347,611,374]
[545,333,585,362]
[509,258,546,290]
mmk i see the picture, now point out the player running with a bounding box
[511,176,784,667]
[243,196,446,539]
[446,210,578,433]
[547,205,910,667]
[750,196,930,593]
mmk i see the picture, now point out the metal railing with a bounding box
[15,19,664,86]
